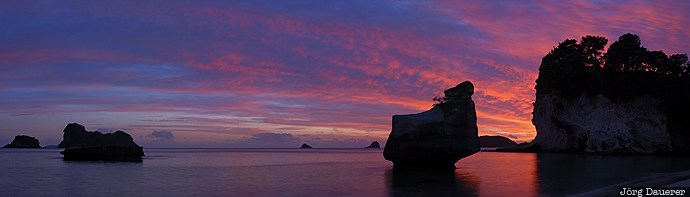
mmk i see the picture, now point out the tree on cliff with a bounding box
[668,54,689,76]
[538,33,690,99]
[581,35,608,68]
[535,36,607,97]
[603,33,647,73]
[535,33,690,153]
[603,33,689,76]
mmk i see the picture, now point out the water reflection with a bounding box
[386,169,479,197]
[381,152,688,196]
[458,152,538,196]
[62,159,143,164]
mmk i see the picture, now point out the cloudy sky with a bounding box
[1,0,689,147]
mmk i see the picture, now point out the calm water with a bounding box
[1,148,689,196]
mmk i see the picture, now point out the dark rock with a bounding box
[300,143,312,149]
[58,123,139,148]
[43,145,59,149]
[479,136,517,147]
[384,81,480,170]
[57,123,144,161]
[366,141,381,148]
[60,146,144,161]
[2,135,41,148]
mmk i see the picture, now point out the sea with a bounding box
[1,148,690,196]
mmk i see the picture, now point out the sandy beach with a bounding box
[574,170,690,196]
[665,179,690,187]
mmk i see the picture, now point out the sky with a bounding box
[1,0,689,148]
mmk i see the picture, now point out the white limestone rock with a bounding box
[530,93,671,154]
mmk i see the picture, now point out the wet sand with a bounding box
[574,170,690,196]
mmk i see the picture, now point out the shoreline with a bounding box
[573,169,690,196]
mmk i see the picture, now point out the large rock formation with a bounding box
[384,81,480,170]
[479,136,517,148]
[2,135,41,148]
[58,123,144,161]
[517,34,690,154]
[58,123,139,148]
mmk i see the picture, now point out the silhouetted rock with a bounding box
[2,135,41,148]
[61,146,144,161]
[523,34,690,154]
[479,136,517,148]
[384,81,480,170]
[300,143,312,149]
[57,123,144,161]
[58,123,139,148]
[366,141,381,148]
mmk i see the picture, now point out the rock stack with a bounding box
[58,123,144,161]
[383,81,480,170]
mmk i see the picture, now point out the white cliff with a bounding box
[530,93,672,154]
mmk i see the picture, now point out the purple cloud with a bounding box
[1,1,689,146]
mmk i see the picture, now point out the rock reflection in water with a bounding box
[386,169,479,197]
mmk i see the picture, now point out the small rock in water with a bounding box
[300,143,312,149]
[366,141,381,148]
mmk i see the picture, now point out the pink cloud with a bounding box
[1,1,688,146]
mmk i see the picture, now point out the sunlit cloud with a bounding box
[1,0,688,147]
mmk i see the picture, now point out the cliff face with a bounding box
[531,94,671,153]
[383,81,480,170]
[523,34,690,154]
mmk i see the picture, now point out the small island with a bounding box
[2,135,41,148]
[300,143,312,149]
[479,136,517,148]
[58,123,144,161]
[366,141,381,148]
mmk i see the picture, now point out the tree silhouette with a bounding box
[580,35,608,68]
[535,36,606,97]
[645,50,669,73]
[536,33,690,153]
[536,33,690,97]
[669,54,688,76]
[604,33,648,73]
